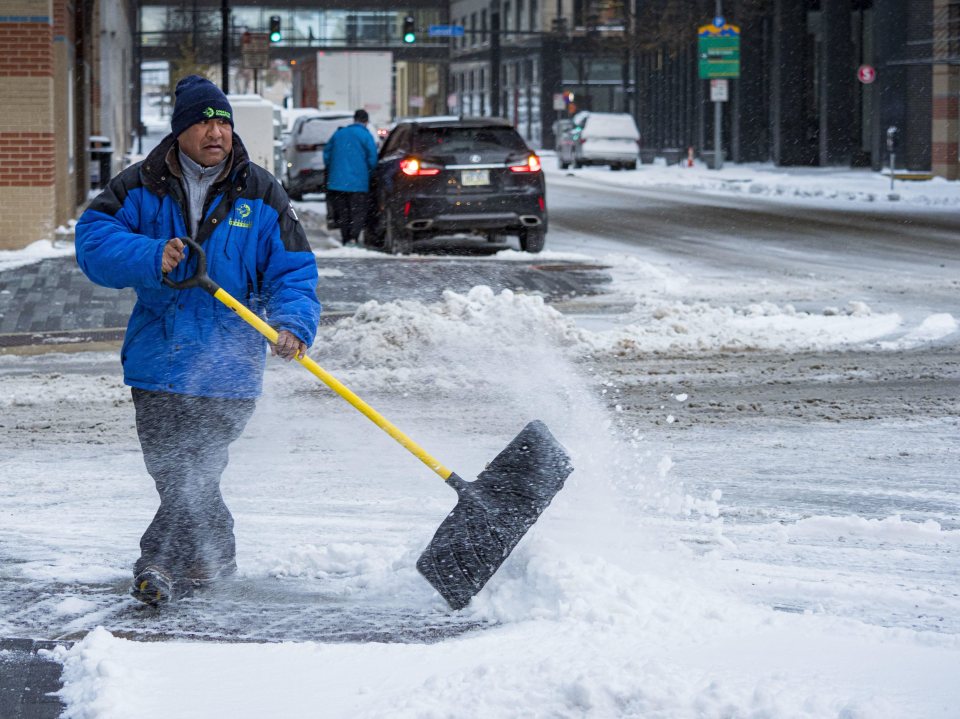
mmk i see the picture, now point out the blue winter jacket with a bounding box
[75,134,321,399]
[323,123,378,192]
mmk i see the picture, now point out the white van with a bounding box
[558,111,640,170]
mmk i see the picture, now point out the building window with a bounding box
[530,0,537,31]
[481,9,488,42]
[503,2,510,32]
[471,12,477,46]
[517,0,524,31]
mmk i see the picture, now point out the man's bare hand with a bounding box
[272,330,306,361]
[162,238,185,274]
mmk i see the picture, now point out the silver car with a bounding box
[558,111,640,171]
[281,111,353,200]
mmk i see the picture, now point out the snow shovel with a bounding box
[163,237,573,609]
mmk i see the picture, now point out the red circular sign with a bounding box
[857,65,876,84]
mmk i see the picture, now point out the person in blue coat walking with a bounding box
[323,109,378,246]
[75,75,321,605]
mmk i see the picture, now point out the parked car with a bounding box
[280,107,322,134]
[279,108,321,173]
[281,111,353,200]
[558,111,640,170]
[366,116,547,254]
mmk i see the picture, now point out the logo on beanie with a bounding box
[202,106,232,121]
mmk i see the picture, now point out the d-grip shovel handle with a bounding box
[161,237,220,294]
[162,236,455,482]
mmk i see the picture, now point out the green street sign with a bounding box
[698,22,741,79]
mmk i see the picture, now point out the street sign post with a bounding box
[699,13,739,171]
[241,32,270,71]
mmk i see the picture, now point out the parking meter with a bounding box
[886,126,898,192]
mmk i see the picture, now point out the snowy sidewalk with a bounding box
[540,153,960,208]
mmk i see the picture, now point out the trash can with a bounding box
[89,136,113,190]
[701,150,723,170]
[661,148,683,165]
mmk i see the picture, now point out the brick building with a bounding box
[0,0,135,250]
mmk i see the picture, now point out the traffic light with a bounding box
[402,15,416,44]
[269,15,281,43]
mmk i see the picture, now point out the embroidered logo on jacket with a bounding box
[229,203,253,228]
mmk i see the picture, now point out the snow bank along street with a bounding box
[1,167,959,718]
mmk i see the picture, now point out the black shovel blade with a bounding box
[416,420,573,610]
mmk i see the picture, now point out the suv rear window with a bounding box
[412,126,528,153]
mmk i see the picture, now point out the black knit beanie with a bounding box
[171,75,234,138]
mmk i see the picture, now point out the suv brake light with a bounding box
[509,155,542,173]
[296,143,323,152]
[400,157,441,176]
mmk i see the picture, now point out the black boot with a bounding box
[131,566,176,606]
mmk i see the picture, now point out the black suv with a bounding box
[365,117,547,254]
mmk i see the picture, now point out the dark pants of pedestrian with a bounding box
[131,388,256,584]
[328,190,368,244]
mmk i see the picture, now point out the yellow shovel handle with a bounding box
[213,287,454,481]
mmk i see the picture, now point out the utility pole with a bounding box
[542,0,565,148]
[714,0,723,169]
[134,0,143,154]
[490,2,501,117]
[634,0,643,134]
[220,0,230,93]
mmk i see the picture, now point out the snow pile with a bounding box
[314,285,581,390]
[878,313,958,350]
[0,238,74,272]
[787,514,960,547]
[314,287,916,389]
[589,299,904,355]
[51,585,960,718]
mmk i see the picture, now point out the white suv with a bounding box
[558,111,640,171]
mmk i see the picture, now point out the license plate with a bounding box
[461,169,490,186]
